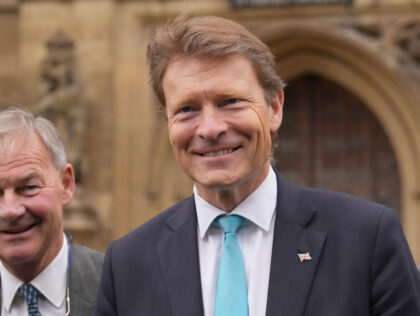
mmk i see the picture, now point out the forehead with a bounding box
[163,54,261,103]
[0,131,53,172]
[162,54,258,89]
[164,54,257,82]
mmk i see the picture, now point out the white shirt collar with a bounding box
[195,166,277,238]
[0,233,68,311]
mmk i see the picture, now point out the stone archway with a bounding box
[254,24,420,260]
[275,73,401,214]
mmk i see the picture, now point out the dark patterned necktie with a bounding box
[19,283,42,316]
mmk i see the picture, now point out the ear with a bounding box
[60,164,75,206]
[268,89,284,132]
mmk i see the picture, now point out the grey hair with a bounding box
[0,107,67,169]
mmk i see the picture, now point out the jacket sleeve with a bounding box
[370,207,420,315]
[95,242,118,316]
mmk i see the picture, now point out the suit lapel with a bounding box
[156,198,204,316]
[266,172,327,316]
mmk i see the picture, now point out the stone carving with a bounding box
[395,20,420,62]
[392,19,420,77]
[349,17,420,79]
[36,30,99,233]
[41,30,76,94]
[352,22,382,40]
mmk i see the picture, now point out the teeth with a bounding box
[3,225,34,234]
[203,149,233,157]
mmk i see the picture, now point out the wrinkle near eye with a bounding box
[248,104,272,151]
[167,117,176,130]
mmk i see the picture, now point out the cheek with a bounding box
[245,105,272,146]
[168,121,194,153]
[23,192,61,219]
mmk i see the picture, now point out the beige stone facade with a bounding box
[1,0,420,262]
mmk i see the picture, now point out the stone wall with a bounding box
[0,0,419,261]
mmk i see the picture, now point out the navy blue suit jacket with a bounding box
[95,170,420,315]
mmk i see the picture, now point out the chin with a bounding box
[195,173,241,190]
[2,247,37,265]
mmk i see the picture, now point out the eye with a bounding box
[226,98,239,105]
[25,185,38,190]
[171,105,200,120]
[180,106,193,113]
[220,98,243,108]
[18,185,40,196]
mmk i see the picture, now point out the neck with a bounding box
[196,162,271,211]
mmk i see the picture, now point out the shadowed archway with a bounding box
[275,74,401,213]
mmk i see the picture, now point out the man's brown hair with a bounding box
[146,15,285,111]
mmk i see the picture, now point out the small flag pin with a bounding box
[297,252,312,262]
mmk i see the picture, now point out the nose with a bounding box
[197,105,228,140]
[0,190,25,221]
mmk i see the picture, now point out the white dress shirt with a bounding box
[195,166,277,316]
[0,234,68,316]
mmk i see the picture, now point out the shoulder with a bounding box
[106,196,195,257]
[305,185,390,219]
[276,170,392,225]
[278,172,409,253]
[305,186,397,238]
[274,170,400,245]
[70,244,104,299]
[306,186,401,242]
[69,244,104,313]
[72,243,104,262]
[71,243,104,276]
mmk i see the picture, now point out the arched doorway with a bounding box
[274,74,401,214]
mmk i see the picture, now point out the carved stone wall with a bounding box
[0,0,420,262]
[0,2,18,106]
[35,30,100,239]
[0,0,115,251]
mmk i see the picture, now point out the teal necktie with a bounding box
[214,215,248,316]
[19,283,42,316]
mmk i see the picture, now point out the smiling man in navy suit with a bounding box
[95,15,420,316]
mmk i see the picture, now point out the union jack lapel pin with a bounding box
[297,251,312,262]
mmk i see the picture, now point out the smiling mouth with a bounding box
[201,147,239,157]
[1,224,36,235]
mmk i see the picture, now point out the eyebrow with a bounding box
[170,90,240,108]
[0,172,39,188]
[18,172,43,183]
[3,172,44,187]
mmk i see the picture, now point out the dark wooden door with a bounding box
[274,74,401,214]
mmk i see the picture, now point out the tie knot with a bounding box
[19,283,37,298]
[214,215,246,234]
[19,283,41,316]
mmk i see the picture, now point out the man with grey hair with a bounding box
[0,107,103,315]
